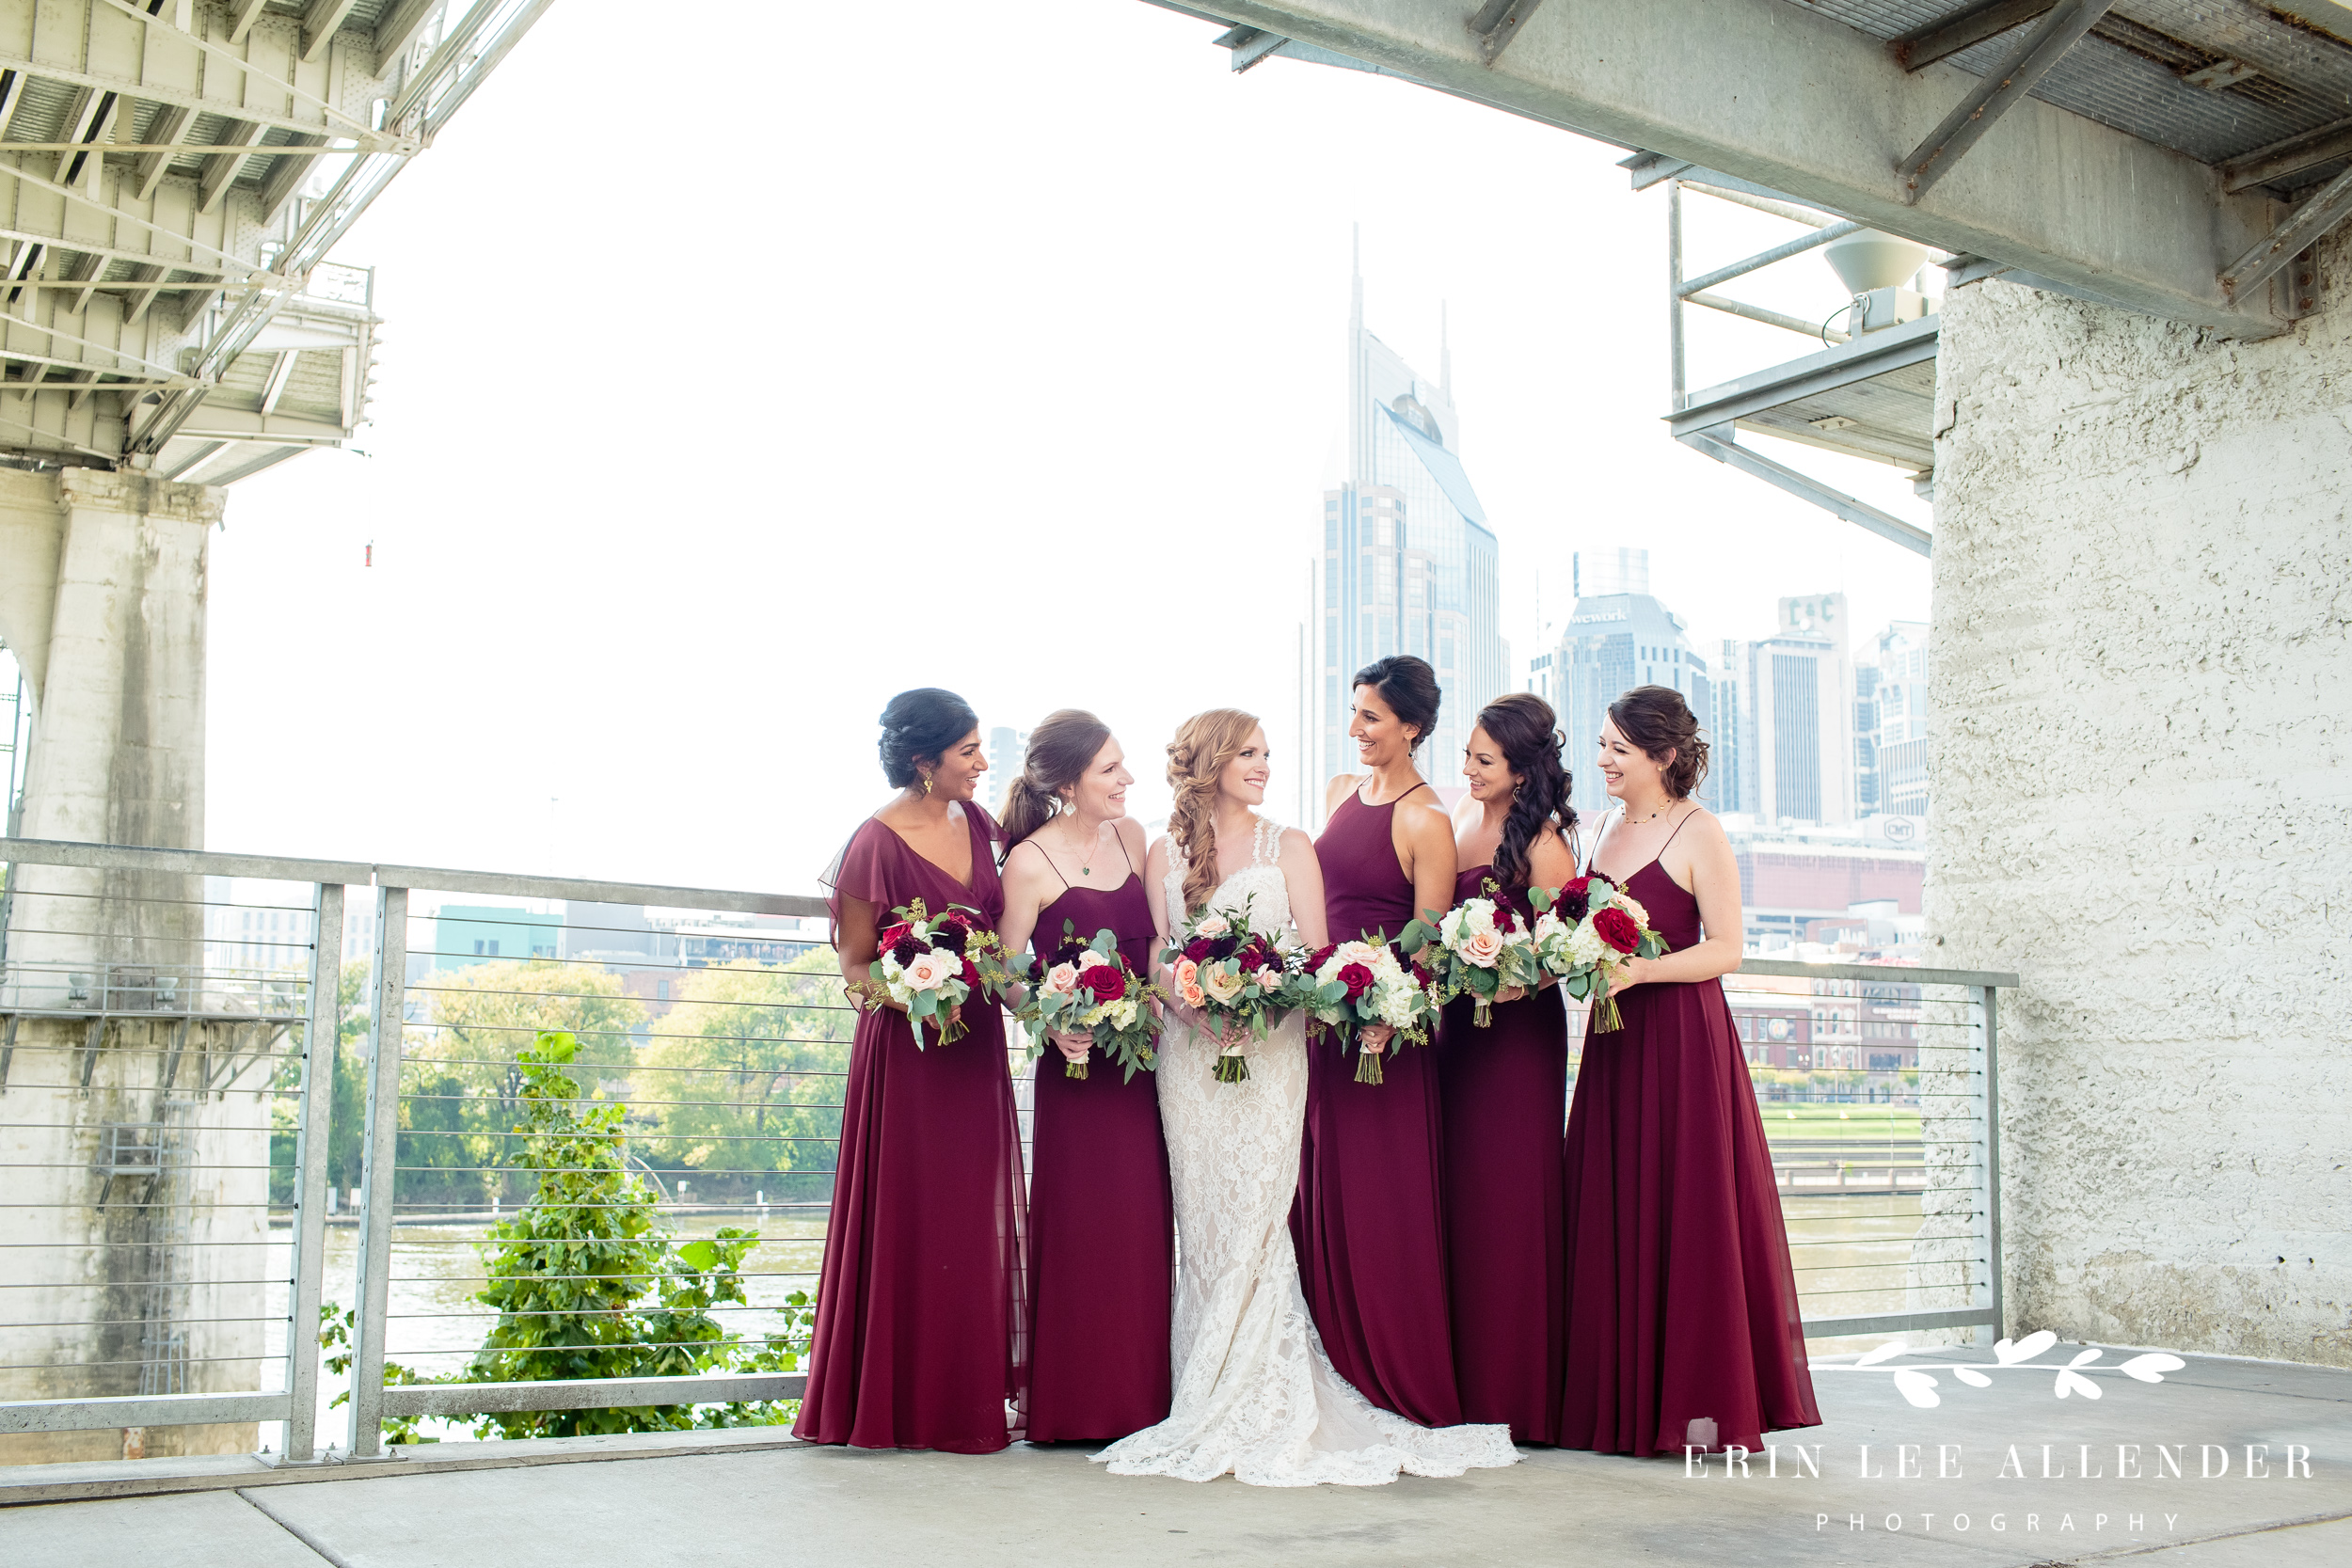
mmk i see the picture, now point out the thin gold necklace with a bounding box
[1061,816,1102,877]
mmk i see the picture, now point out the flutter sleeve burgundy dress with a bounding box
[1434,863,1567,1446]
[792,803,1028,1452]
[1289,784,1463,1429]
[1557,830,1820,1456]
[1021,844,1173,1442]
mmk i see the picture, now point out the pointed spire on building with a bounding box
[1440,299,1452,401]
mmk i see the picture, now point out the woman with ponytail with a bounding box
[1438,691,1581,1444]
[1558,685,1819,1458]
[1293,655,1465,1430]
[994,711,1171,1444]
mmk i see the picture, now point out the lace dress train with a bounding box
[1091,817,1518,1487]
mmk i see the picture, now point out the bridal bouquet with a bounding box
[1403,880,1549,1027]
[1022,921,1162,1082]
[1299,937,1441,1085]
[1161,897,1298,1085]
[855,898,1014,1047]
[1536,875,1670,1033]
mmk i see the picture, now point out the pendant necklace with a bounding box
[1064,818,1098,877]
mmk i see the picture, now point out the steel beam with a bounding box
[1677,220,1861,298]
[2220,165,2352,303]
[381,1372,810,1418]
[1669,314,1940,438]
[2222,117,2352,195]
[281,881,344,1464]
[344,885,406,1460]
[1688,290,1848,343]
[1161,0,2279,334]
[0,1391,290,1433]
[1678,425,1932,556]
[1897,0,2115,205]
[1894,0,2058,71]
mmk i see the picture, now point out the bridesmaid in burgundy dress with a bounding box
[1292,655,1464,1428]
[1438,692,1579,1445]
[995,710,1173,1443]
[1558,686,1820,1457]
[795,689,1028,1452]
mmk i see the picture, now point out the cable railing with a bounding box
[0,836,2011,1464]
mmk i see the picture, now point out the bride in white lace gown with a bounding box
[1093,709,1518,1487]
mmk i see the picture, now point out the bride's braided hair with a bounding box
[1166,707,1262,916]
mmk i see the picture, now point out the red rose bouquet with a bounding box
[1299,937,1441,1084]
[1021,920,1162,1082]
[1532,875,1669,1032]
[1159,896,1299,1085]
[853,897,1015,1047]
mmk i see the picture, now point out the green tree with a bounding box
[637,954,852,1200]
[322,1030,813,1443]
[401,960,644,1205]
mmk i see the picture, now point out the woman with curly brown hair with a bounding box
[1557,685,1820,1458]
[1093,709,1516,1488]
[1439,691,1580,1445]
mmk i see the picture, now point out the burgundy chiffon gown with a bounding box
[1290,784,1463,1429]
[1435,863,1567,1446]
[794,803,1028,1452]
[1021,842,1174,1442]
[1558,825,1820,1456]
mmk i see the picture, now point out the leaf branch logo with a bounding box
[1820,1330,2187,1409]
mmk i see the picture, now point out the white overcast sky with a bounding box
[202,0,1932,894]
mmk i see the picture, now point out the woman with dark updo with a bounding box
[994,710,1172,1444]
[1293,654,1465,1428]
[1558,685,1820,1457]
[1438,691,1580,1444]
[794,688,1028,1452]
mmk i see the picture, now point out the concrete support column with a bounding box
[0,467,256,1463]
[1928,233,2352,1367]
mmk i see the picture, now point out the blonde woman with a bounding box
[1092,709,1517,1488]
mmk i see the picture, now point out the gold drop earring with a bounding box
[921,772,933,796]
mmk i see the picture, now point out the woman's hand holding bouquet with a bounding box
[1298,937,1441,1085]
[1160,897,1298,1085]
[852,897,1015,1047]
[1022,921,1163,1082]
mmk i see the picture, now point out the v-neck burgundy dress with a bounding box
[794,803,1028,1452]
[1021,851,1173,1442]
[1435,862,1568,1445]
[1289,784,1463,1429]
[1558,842,1820,1456]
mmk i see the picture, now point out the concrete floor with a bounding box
[5,1347,2348,1567]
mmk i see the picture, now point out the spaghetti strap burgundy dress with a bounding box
[1289,785,1463,1429]
[1557,845,1820,1456]
[1021,844,1174,1442]
[1435,863,1567,1446]
[793,802,1029,1452]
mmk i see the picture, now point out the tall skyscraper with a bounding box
[1303,251,1507,816]
[1534,549,1724,818]
[982,724,1028,816]
[1746,593,1855,827]
[1856,620,1931,817]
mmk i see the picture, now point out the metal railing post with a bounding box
[1667,177,1687,410]
[344,884,406,1459]
[278,881,343,1462]
[1980,982,2004,1338]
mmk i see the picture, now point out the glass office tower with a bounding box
[1304,258,1506,816]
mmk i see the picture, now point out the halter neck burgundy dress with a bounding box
[795,802,1028,1452]
[1435,861,1567,1446]
[1021,838,1174,1443]
[1290,783,1463,1429]
[1558,814,1820,1456]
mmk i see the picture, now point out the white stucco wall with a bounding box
[1928,241,2352,1366]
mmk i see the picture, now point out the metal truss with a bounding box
[0,0,553,483]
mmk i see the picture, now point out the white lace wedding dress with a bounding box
[1091,816,1519,1487]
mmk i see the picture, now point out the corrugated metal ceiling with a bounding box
[1793,1,2352,189]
